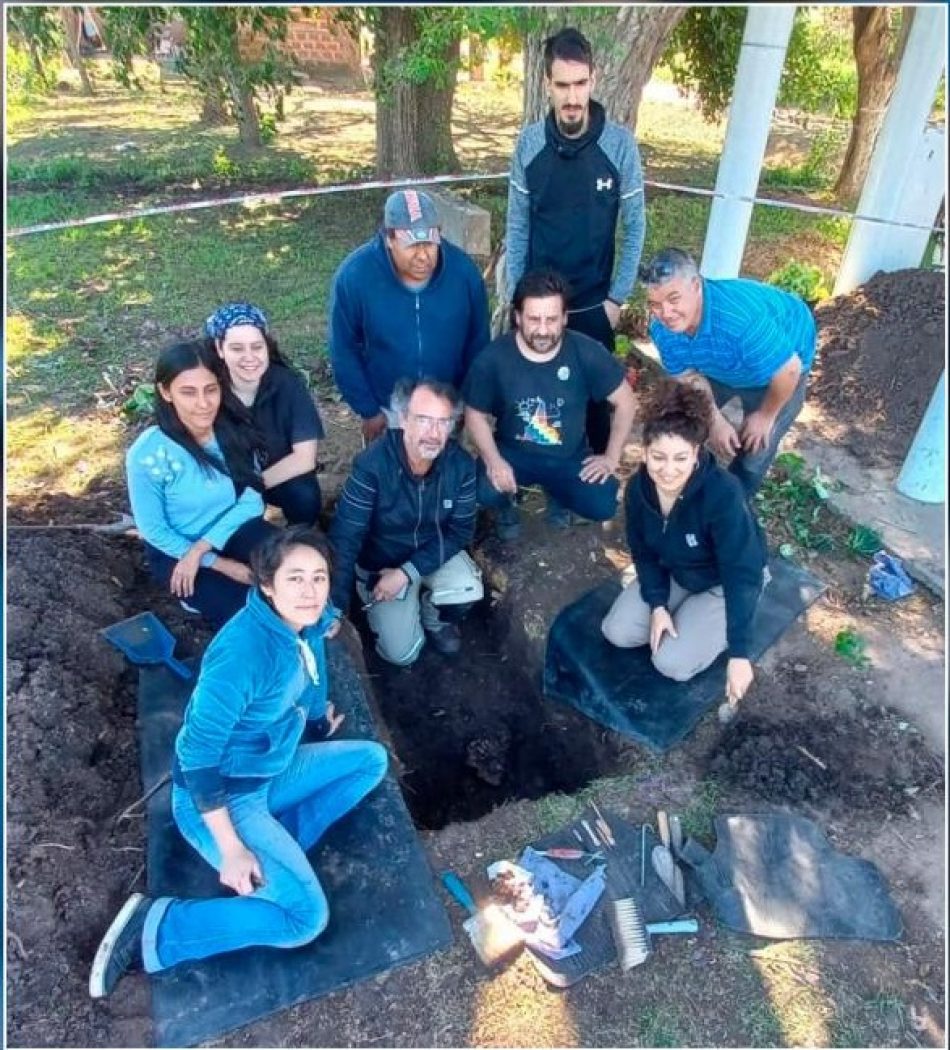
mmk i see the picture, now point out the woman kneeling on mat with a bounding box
[207,301,325,526]
[127,340,278,628]
[601,378,768,707]
[90,527,389,998]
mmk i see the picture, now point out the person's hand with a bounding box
[725,657,754,704]
[170,542,210,598]
[708,413,741,459]
[739,410,775,454]
[649,607,678,655]
[361,413,387,445]
[324,702,345,737]
[213,557,253,586]
[486,457,517,495]
[603,299,621,329]
[373,567,409,602]
[579,453,619,484]
[219,842,264,896]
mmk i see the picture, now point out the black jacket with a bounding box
[624,451,768,658]
[329,430,477,612]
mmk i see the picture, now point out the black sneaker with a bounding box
[425,621,462,656]
[89,893,151,999]
[494,502,521,542]
[545,497,571,530]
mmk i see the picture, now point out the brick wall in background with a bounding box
[284,9,360,72]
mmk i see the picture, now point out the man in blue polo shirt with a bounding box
[642,247,816,496]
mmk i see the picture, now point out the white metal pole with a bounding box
[700,5,796,279]
[896,372,946,504]
[833,7,948,296]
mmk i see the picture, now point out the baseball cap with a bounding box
[384,188,441,245]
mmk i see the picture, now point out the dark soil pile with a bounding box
[706,707,943,813]
[6,530,210,1047]
[810,268,945,469]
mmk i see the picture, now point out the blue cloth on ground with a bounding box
[868,550,915,601]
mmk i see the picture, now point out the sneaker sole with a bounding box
[89,893,145,999]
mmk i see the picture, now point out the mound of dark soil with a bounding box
[706,708,942,812]
[811,268,945,469]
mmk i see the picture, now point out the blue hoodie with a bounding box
[328,231,491,419]
[173,587,341,811]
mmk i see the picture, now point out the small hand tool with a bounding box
[536,847,606,865]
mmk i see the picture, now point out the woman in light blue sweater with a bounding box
[89,527,388,997]
[126,340,278,627]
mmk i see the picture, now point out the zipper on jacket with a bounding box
[415,295,423,376]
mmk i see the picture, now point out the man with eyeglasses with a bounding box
[642,247,817,497]
[329,377,483,665]
[329,188,491,446]
[505,26,646,454]
[464,270,636,541]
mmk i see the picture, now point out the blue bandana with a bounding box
[205,302,269,341]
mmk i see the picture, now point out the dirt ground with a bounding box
[5,268,946,1047]
[809,269,946,470]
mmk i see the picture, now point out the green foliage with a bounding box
[6,7,63,95]
[846,525,883,559]
[766,260,830,303]
[100,7,167,90]
[756,452,836,555]
[833,628,870,668]
[121,382,156,421]
[665,8,858,122]
[762,127,846,192]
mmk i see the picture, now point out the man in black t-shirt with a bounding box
[463,270,636,541]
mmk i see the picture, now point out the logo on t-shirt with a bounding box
[685,533,698,548]
[557,366,570,381]
[596,177,613,192]
[516,397,563,446]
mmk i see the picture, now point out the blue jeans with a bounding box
[477,444,619,522]
[141,740,388,972]
[145,516,279,629]
[709,371,809,497]
[266,474,322,526]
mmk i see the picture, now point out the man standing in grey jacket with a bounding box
[505,26,646,452]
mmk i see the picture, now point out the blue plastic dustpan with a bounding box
[101,612,193,680]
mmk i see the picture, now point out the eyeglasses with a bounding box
[408,413,455,432]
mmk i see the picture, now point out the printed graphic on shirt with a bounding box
[516,396,564,446]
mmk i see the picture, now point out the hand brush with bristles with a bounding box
[607,896,651,970]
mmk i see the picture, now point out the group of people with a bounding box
[91,27,817,1000]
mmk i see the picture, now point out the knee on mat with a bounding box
[601,614,640,649]
[651,649,700,683]
[285,888,329,946]
[362,741,390,784]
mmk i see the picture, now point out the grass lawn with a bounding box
[7,65,849,508]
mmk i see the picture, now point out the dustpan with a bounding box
[101,612,193,680]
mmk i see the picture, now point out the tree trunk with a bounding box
[374,8,461,178]
[521,6,685,131]
[60,6,95,95]
[834,7,913,205]
[199,87,230,126]
[225,74,263,148]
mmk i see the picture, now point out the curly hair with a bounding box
[640,377,713,448]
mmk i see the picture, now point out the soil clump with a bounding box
[810,268,945,469]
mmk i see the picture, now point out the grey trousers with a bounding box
[709,371,808,497]
[601,576,727,682]
[356,551,483,667]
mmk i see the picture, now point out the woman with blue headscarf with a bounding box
[206,303,325,526]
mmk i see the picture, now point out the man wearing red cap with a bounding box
[329,188,491,445]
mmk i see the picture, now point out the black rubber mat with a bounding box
[137,638,451,1047]
[680,813,902,940]
[542,557,824,752]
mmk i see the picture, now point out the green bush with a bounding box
[766,260,830,303]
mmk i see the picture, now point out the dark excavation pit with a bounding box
[704,712,944,813]
[355,599,633,830]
